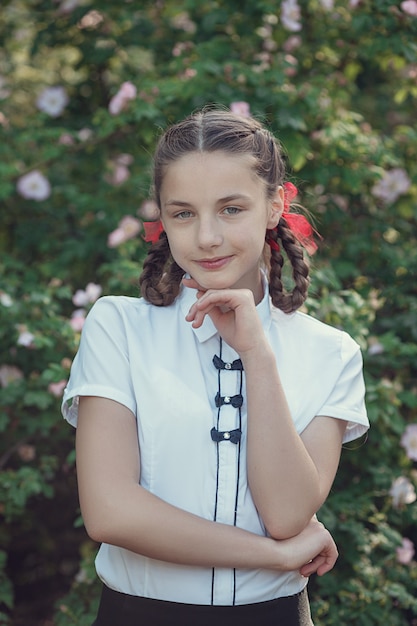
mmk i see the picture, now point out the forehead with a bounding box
[160,151,264,198]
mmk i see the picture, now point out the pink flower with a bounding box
[389,476,416,508]
[36,86,69,117]
[396,538,415,564]
[401,424,417,461]
[108,81,137,115]
[79,10,104,29]
[48,379,67,398]
[139,199,159,220]
[0,364,23,388]
[107,215,142,248]
[230,101,251,117]
[17,170,51,201]
[284,54,298,77]
[69,309,86,332]
[59,133,75,145]
[401,0,417,16]
[283,36,302,52]
[72,282,102,307]
[281,0,302,32]
[106,154,134,186]
[371,168,411,204]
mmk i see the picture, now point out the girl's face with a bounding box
[160,151,282,304]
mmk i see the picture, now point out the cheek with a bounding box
[165,232,187,266]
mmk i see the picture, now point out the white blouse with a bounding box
[62,282,369,606]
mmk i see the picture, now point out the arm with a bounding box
[76,396,337,575]
[243,345,346,539]
[185,284,346,540]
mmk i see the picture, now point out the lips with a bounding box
[194,256,232,270]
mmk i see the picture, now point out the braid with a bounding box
[139,233,184,306]
[268,217,310,313]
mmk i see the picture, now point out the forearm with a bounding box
[81,480,287,570]
[242,344,323,539]
[80,478,337,576]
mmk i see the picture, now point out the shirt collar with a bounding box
[178,272,273,343]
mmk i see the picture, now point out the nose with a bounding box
[196,216,223,249]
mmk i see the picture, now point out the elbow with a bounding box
[80,498,122,545]
[263,511,317,541]
[266,522,305,541]
[82,512,113,544]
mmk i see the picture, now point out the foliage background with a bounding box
[1,0,417,624]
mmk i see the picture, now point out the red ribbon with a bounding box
[143,220,164,243]
[266,182,319,255]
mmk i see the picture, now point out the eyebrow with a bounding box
[165,194,252,208]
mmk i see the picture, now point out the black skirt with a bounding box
[92,584,314,626]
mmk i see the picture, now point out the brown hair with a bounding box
[139,108,310,313]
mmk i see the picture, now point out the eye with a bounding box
[174,210,193,219]
[223,206,241,216]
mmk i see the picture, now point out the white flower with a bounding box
[389,476,416,508]
[78,128,93,142]
[36,86,69,117]
[72,282,102,307]
[281,0,302,32]
[371,168,411,204]
[17,170,51,201]
[401,424,417,462]
[0,291,13,307]
[17,330,35,347]
[0,365,24,388]
[57,0,79,14]
[319,0,334,9]
[367,341,384,356]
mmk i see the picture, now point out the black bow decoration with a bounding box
[210,427,242,444]
[212,355,243,371]
[215,393,243,408]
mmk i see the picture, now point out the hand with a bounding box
[278,518,338,577]
[183,277,267,355]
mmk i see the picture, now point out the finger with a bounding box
[300,548,338,577]
[299,556,325,577]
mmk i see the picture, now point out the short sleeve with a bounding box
[62,297,137,427]
[317,332,368,443]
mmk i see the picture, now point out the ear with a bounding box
[267,186,284,229]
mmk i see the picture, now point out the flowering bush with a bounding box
[1,0,417,624]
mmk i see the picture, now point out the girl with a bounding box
[62,108,369,626]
